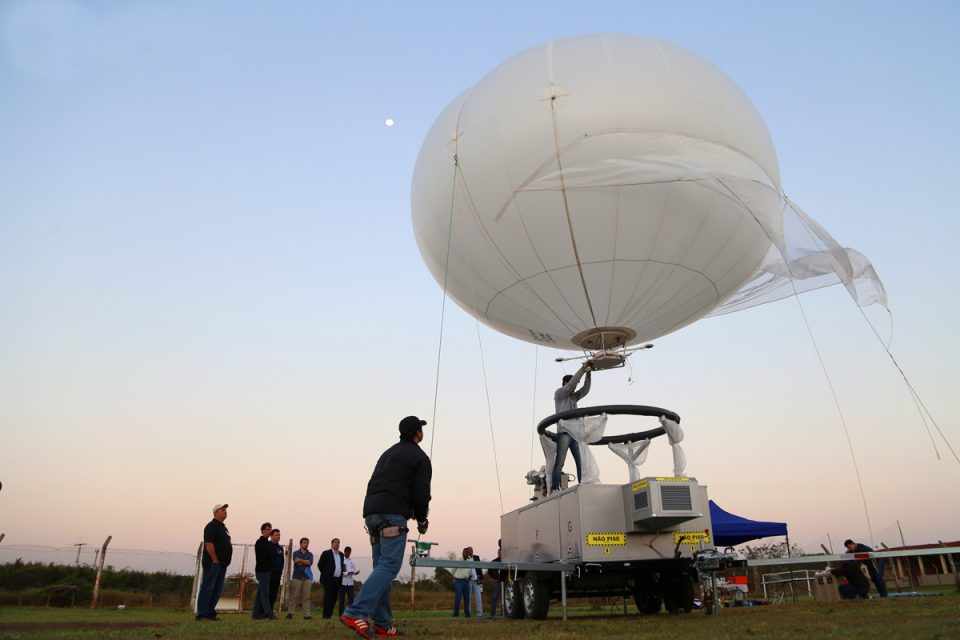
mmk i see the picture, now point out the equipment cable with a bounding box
[476,321,505,513]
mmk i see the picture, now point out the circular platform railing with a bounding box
[536,404,680,445]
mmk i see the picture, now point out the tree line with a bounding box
[0,559,193,605]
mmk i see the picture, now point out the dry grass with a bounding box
[1,593,958,639]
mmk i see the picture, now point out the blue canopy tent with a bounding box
[709,500,788,547]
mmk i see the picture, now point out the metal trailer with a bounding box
[413,403,719,620]
[496,476,714,619]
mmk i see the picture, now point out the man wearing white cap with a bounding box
[196,503,232,621]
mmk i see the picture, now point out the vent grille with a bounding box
[633,491,649,511]
[661,485,692,511]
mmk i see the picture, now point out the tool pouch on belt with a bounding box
[365,514,408,545]
[381,525,407,539]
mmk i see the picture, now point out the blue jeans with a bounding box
[867,560,888,597]
[252,570,274,618]
[489,581,502,617]
[345,514,407,628]
[196,563,226,619]
[551,432,583,490]
[453,579,471,616]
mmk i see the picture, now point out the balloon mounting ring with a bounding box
[558,328,652,370]
[572,327,636,351]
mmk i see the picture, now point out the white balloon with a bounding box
[412,35,782,350]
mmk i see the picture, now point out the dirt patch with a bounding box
[0,621,175,631]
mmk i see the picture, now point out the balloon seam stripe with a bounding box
[508,195,591,331]
[454,161,585,334]
[549,96,598,328]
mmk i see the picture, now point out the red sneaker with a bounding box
[340,614,371,639]
[375,625,402,637]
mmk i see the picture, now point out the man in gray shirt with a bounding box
[286,538,314,619]
[551,361,592,491]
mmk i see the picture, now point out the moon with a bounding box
[384,118,395,127]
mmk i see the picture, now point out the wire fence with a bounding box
[0,541,376,581]
[0,544,197,575]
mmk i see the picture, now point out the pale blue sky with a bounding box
[2,1,958,560]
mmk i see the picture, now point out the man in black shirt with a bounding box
[489,539,506,618]
[830,560,871,599]
[196,503,232,621]
[252,522,276,620]
[269,529,284,609]
[341,416,432,638]
[844,538,888,597]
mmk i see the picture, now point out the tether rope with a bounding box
[789,275,876,545]
[856,306,957,465]
[784,195,947,463]
[713,179,877,544]
[476,322,505,513]
[528,345,540,470]
[428,151,459,460]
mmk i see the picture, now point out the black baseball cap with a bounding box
[399,415,427,437]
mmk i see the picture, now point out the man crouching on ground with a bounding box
[340,415,432,638]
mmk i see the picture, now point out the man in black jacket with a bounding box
[318,538,346,618]
[341,415,432,638]
[252,522,276,619]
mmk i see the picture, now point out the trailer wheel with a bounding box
[504,578,525,619]
[632,589,662,615]
[522,575,551,620]
[663,573,695,614]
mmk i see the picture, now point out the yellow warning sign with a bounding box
[586,532,627,547]
[632,477,690,492]
[672,530,711,546]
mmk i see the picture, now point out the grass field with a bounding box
[1,594,959,639]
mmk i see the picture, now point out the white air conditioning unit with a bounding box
[622,477,703,531]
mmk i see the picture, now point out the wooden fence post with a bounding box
[90,535,112,608]
[410,542,417,610]
[238,544,249,611]
[190,542,203,614]
[277,539,293,615]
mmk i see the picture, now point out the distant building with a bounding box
[881,540,959,588]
